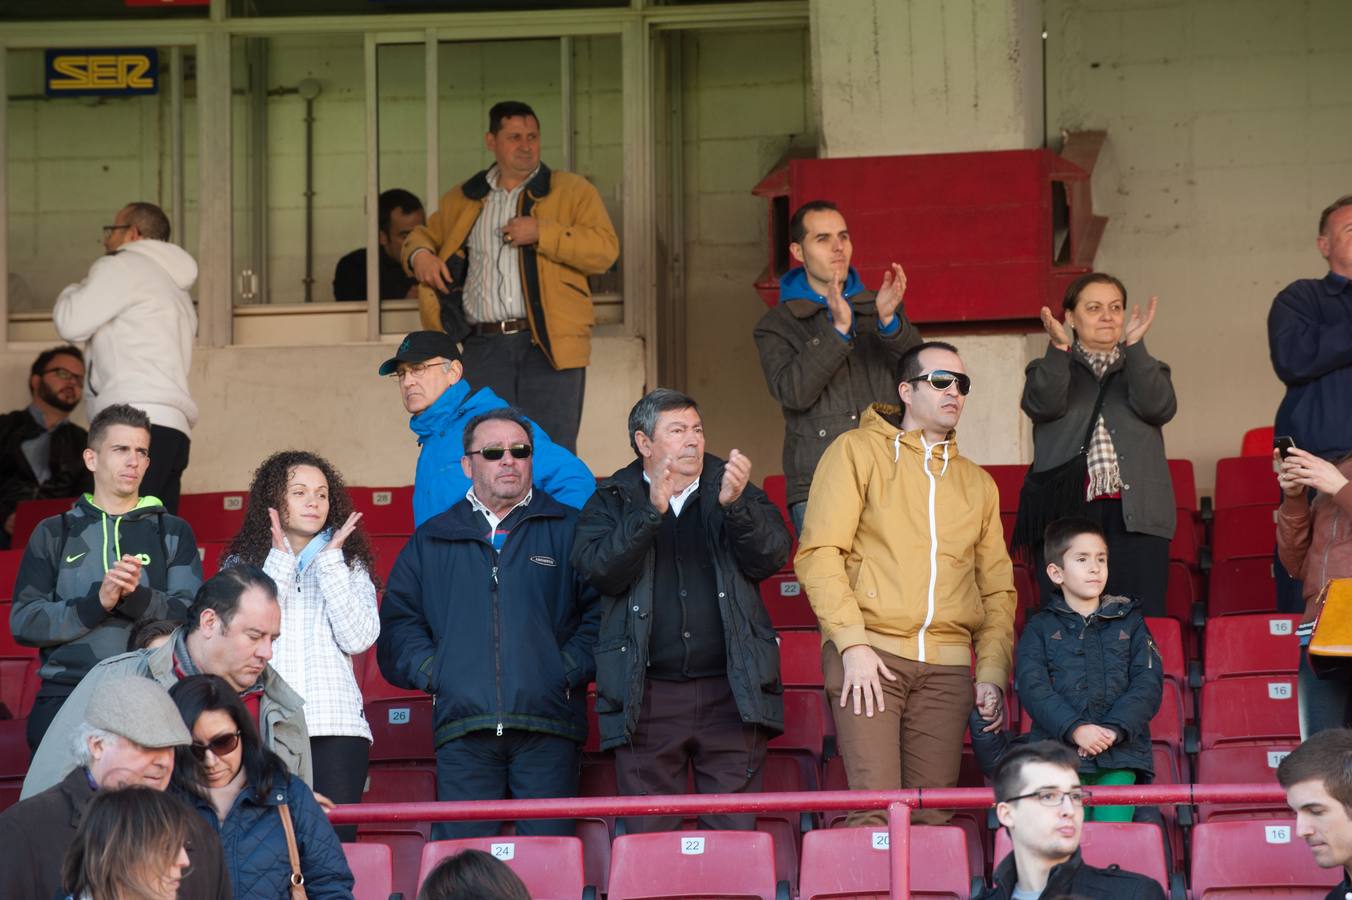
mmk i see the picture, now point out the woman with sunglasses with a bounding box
[1018,272,1177,616]
[168,674,354,900]
[61,786,193,900]
[225,450,379,838]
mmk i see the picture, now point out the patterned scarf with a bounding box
[1076,342,1123,500]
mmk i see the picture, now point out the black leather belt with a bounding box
[471,318,530,336]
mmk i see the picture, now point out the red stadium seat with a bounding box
[367,535,406,588]
[769,689,831,759]
[982,464,1027,514]
[348,486,415,537]
[1207,557,1277,618]
[1240,427,1276,458]
[0,718,30,813]
[1203,614,1300,681]
[761,475,797,569]
[1213,457,1278,511]
[994,822,1171,895]
[363,763,436,805]
[800,825,973,900]
[1144,616,1187,687]
[362,653,435,764]
[1150,681,1187,782]
[1210,505,1277,562]
[778,631,824,688]
[1012,564,1039,632]
[1199,676,1299,750]
[1190,819,1338,898]
[357,829,426,900]
[419,836,590,900]
[607,830,782,900]
[10,497,75,549]
[1167,458,1198,512]
[760,573,816,630]
[1195,744,1299,823]
[197,543,227,578]
[0,549,23,602]
[175,492,249,543]
[342,841,394,900]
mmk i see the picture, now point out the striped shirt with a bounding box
[464,165,537,323]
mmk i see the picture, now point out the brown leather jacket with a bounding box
[1276,458,1352,619]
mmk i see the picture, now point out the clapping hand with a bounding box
[323,511,363,553]
[875,263,907,326]
[268,508,294,555]
[826,275,853,337]
[649,456,676,515]
[1124,296,1159,346]
[1040,306,1072,351]
[718,450,752,507]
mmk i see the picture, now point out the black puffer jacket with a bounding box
[984,848,1166,899]
[571,456,790,751]
[1015,593,1163,775]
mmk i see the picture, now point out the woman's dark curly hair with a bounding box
[226,450,380,588]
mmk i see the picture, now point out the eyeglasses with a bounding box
[41,367,84,386]
[101,224,132,237]
[467,444,533,461]
[907,369,972,396]
[189,731,241,761]
[386,360,447,380]
[1004,788,1092,807]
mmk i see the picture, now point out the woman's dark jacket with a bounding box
[183,772,354,900]
[1015,593,1164,776]
[571,456,790,751]
[1021,341,1177,540]
[377,489,600,747]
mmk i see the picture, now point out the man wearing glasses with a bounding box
[987,741,1165,898]
[0,345,92,549]
[53,202,198,514]
[378,407,600,839]
[381,330,595,527]
[796,340,1016,825]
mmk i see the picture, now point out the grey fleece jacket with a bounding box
[9,494,202,691]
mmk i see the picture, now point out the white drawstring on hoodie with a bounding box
[910,432,950,662]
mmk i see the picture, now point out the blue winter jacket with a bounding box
[183,772,353,900]
[410,378,596,526]
[377,489,601,748]
[1015,593,1163,776]
[1268,272,1352,459]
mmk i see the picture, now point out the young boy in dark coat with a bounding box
[1014,516,1163,822]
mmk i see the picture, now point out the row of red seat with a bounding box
[342,817,1337,900]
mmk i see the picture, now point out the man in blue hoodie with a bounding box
[382,330,596,526]
[753,200,920,533]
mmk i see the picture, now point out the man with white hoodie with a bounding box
[53,202,198,513]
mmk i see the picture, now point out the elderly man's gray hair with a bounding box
[627,388,700,456]
[71,722,119,768]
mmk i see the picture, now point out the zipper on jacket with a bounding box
[491,562,505,736]
[917,436,949,662]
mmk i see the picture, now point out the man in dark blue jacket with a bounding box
[377,406,599,840]
[381,329,596,527]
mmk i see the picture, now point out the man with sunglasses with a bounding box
[796,340,1017,825]
[53,201,197,514]
[0,345,92,549]
[0,676,230,900]
[381,329,595,527]
[985,741,1165,898]
[379,407,600,840]
[754,199,920,535]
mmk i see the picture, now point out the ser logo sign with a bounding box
[45,48,159,97]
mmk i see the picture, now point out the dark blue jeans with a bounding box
[1299,644,1352,739]
[432,729,581,840]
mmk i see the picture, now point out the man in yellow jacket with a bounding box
[403,100,619,452]
[796,340,1017,825]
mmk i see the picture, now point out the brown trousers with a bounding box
[614,675,768,833]
[823,643,973,825]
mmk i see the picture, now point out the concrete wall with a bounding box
[1047,0,1352,489]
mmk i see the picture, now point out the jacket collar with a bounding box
[421,487,569,541]
[462,162,554,203]
[992,847,1087,897]
[59,766,96,827]
[409,379,473,440]
[1043,591,1137,621]
[607,455,726,505]
[159,627,304,715]
[860,404,961,463]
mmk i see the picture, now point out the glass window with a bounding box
[6,45,198,317]
[228,0,624,16]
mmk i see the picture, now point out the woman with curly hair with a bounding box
[226,450,379,835]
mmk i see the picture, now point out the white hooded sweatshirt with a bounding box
[53,239,199,434]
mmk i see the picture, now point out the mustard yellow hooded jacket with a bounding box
[794,404,1017,687]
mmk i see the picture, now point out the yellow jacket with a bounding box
[402,163,619,370]
[795,404,1016,686]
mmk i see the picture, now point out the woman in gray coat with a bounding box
[1020,272,1177,616]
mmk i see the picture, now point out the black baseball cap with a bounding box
[378,331,462,376]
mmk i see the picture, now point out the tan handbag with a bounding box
[278,802,308,900]
[1308,578,1352,680]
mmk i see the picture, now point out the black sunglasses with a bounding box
[190,731,241,761]
[907,369,972,396]
[467,444,533,462]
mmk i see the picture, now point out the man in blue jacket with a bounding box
[381,330,596,526]
[377,407,600,839]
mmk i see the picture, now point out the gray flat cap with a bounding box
[85,677,192,749]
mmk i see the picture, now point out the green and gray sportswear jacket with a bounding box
[9,494,202,693]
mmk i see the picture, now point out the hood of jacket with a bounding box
[859,403,962,467]
[409,378,507,444]
[778,265,865,304]
[118,239,198,291]
[1041,591,1138,621]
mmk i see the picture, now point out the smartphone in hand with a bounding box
[1275,435,1297,459]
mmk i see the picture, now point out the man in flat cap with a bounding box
[382,329,595,526]
[0,676,230,900]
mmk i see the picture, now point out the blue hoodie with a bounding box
[410,379,596,526]
[777,266,899,338]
